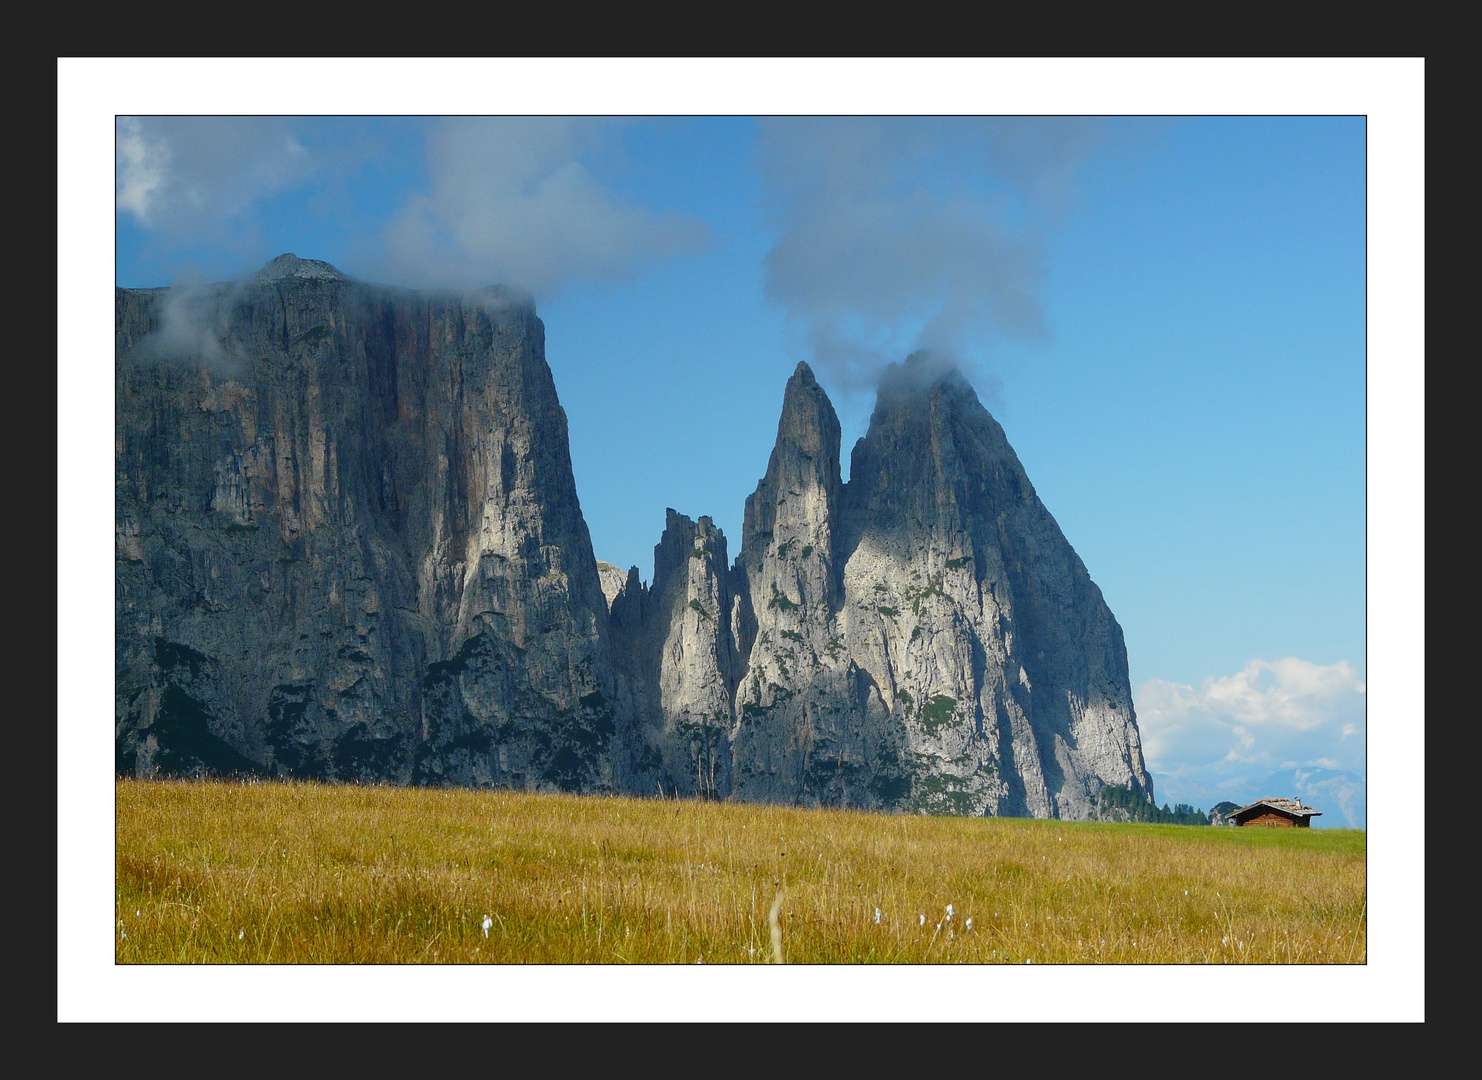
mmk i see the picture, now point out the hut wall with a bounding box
[1238,810,1307,827]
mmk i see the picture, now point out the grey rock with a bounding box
[595,561,628,612]
[116,262,619,791]
[833,353,1153,817]
[729,363,907,808]
[608,510,739,798]
[723,354,1151,815]
[115,258,1152,819]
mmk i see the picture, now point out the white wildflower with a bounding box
[936,923,942,932]
[919,914,925,926]
[966,917,973,930]
[1222,935,1228,945]
[1025,958,1032,965]
[945,904,954,920]
[238,930,244,941]
[874,907,881,924]
[481,914,493,938]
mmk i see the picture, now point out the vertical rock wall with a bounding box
[116,257,1151,817]
[115,256,618,790]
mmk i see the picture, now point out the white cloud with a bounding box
[115,117,167,221]
[380,117,706,296]
[115,117,315,233]
[1135,657,1367,824]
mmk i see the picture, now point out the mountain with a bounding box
[1258,768,1367,829]
[115,256,1153,818]
[725,357,1151,815]
[116,255,620,791]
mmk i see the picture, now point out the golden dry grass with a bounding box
[115,778,1365,964]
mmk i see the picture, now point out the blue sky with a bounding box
[65,55,1424,1024]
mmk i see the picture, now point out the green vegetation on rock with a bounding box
[919,695,957,733]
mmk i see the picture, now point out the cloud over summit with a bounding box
[115,117,708,298]
[757,117,1105,394]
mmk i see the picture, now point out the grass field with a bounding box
[115,778,1365,964]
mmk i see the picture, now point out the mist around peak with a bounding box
[758,117,1103,402]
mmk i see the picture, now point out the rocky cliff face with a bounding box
[116,256,1151,818]
[116,255,621,791]
[835,355,1150,817]
[720,357,1150,815]
[607,510,741,798]
[728,365,909,807]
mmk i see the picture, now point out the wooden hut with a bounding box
[1228,796,1321,827]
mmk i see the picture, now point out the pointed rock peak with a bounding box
[775,361,841,462]
[741,361,845,565]
[254,254,349,283]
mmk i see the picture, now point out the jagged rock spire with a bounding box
[738,361,845,612]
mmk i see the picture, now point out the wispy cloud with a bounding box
[123,277,244,378]
[116,117,706,297]
[756,117,1106,394]
[379,117,707,296]
[115,117,317,255]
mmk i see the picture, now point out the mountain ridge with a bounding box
[115,256,1153,818]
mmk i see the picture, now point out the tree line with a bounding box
[1098,784,1212,825]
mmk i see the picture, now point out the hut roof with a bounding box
[1232,797,1321,819]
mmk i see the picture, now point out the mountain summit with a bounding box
[115,257,1152,817]
[252,253,351,282]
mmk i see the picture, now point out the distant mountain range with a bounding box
[1152,767,1366,829]
[115,255,1155,818]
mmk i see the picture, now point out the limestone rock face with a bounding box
[115,257,1150,818]
[718,354,1150,815]
[729,364,908,807]
[595,561,628,611]
[115,257,620,790]
[835,354,1151,817]
[608,510,740,798]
